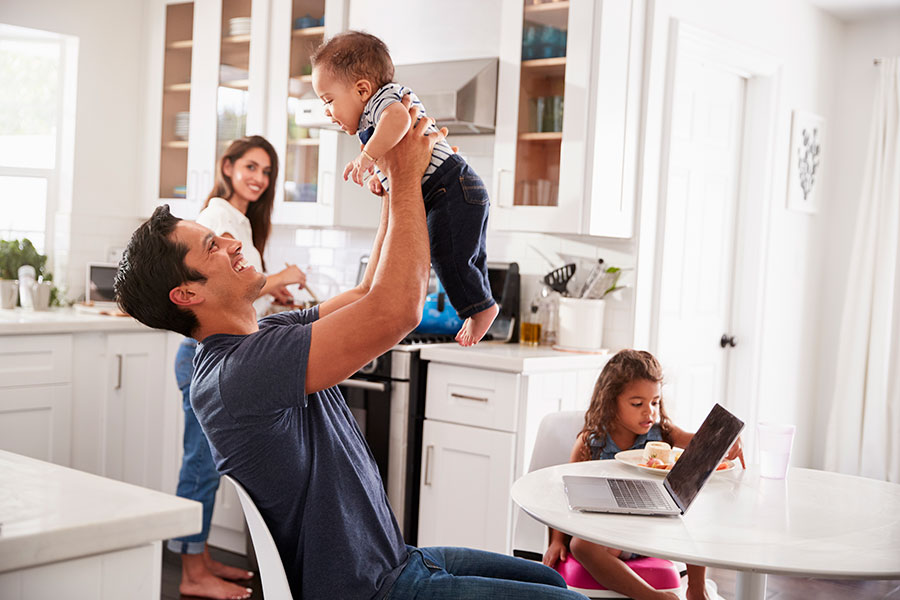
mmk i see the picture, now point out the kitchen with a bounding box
[1,0,899,598]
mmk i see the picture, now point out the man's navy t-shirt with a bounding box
[191,307,409,599]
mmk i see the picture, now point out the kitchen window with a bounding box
[0,23,77,254]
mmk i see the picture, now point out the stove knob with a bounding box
[360,357,379,374]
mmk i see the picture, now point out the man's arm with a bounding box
[345,102,412,185]
[305,104,437,393]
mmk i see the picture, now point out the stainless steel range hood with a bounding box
[293,57,498,135]
[393,57,498,134]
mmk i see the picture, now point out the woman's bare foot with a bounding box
[181,553,253,600]
[202,545,253,580]
[455,303,499,346]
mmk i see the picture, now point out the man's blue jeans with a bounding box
[167,338,220,555]
[385,546,589,599]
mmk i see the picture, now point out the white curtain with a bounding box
[825,57,900,483]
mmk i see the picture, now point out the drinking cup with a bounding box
[31,281,52,311]
[0,279,17,308]
[757,422,795,479]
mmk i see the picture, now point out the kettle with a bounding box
[415,279,462,335]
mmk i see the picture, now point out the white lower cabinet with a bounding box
[417,357,602,554]
[418,420,516,554]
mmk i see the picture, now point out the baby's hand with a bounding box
[367,175,384,197]
[343,151,376,186]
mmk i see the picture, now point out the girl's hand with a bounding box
[367,175,384,197]
[726,436,746,469]
[542,539,567,567]
[343,151,376,186]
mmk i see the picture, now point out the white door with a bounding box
[654,56,746,431]
[418,420,515,554]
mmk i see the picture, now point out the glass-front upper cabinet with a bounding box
[142,0,268,219]
[268,0,347,225]
[158,2,194,203]
[492,0,641,237]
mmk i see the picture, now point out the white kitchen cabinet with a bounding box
[418,420,516,554]
[0,335,73,466]
[417,346,606,554]
[492,0,644,238]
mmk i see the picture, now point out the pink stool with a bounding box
[554,555,682,598]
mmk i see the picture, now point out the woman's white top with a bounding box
[196,197,269,315]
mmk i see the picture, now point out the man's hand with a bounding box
[343,151,376,186]
[377,96,444,185]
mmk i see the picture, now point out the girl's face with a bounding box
[615,379,661,437]
[224,147,271,204]
[311,67,369,135]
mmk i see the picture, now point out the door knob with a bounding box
[720,334,737,348]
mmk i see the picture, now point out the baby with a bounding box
[311,31,498,346]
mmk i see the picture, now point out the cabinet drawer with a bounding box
[425,364,521,432]
[0,335,73,387]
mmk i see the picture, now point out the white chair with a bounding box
[224,475,294,599]
[511,411,687,599]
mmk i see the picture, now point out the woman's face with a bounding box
[224,147,272,204]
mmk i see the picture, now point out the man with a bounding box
[115,100,587,600]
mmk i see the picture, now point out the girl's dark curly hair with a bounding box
[578,349,673,460]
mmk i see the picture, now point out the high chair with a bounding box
[224,475,294,599]
[511,411,683,599]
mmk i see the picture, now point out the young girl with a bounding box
[310,30,499,346]
[170,135,307,600]
[542,349,744,600]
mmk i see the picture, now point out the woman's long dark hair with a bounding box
[579,349,673,460]
[204,135,278,271]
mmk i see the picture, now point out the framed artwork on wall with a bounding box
[786,110,825,214]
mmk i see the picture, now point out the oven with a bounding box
[338,262,520,545]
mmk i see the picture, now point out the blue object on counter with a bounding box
[415,279,463,335]
[293,14,324,29]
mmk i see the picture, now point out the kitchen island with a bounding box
[0,450,201,599]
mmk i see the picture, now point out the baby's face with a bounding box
[312,67,367,135]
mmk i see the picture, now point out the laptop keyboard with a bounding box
[609,478,672,510]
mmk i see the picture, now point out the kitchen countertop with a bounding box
[419,341,612,373]
[0,307,149,335]
[0,450,201,572]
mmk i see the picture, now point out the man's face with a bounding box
[312,67,367,135]
[171,220,265,308]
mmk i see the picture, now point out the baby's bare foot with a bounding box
[179,572,252,600]
[455,304,499,346]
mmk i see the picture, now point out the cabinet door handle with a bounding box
[451,392,489,403]
[114,354,123,390]
[424,445,434,486]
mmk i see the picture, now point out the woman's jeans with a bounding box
[167,338,220,555]
[385,546,589,599]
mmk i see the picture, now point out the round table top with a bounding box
[511,460,900,579]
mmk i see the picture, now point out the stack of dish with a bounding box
[228,17,251,36]
[174,111,190,140]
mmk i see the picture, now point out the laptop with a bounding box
[563,403,744,516]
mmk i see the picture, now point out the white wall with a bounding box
[0,0,145,300]
[812,14,900,469]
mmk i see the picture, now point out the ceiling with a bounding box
[808,0,900,21]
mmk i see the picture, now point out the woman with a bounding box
[171,135,306,600]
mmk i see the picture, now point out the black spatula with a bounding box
[543,263,576,295]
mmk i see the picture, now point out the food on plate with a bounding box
[642,441,672,464]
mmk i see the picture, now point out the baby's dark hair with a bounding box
[578,349,673,460]
[311,30,394,89]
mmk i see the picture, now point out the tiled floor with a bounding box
[161,546,900,599]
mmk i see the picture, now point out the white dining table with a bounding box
[510,460,900,600]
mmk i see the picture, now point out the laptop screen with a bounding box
[664,403,744,512]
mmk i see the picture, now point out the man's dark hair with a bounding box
[311,30,394,89]
[114,205,207,338]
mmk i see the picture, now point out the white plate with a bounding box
[614,448,736,476]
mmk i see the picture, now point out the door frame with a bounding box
[633,15,783,433]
